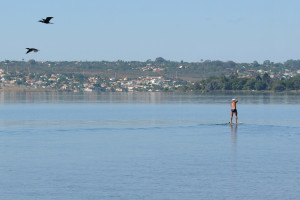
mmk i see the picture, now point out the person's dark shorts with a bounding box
[231,109,237,113]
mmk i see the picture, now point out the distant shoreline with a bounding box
[1,86,300,94]
[1,86,57,92]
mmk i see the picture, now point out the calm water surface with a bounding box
[0,92,299,200]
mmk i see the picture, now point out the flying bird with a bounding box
[38,17,54,24]
[26,48,39,54]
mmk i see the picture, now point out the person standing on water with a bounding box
[230,98,238,124]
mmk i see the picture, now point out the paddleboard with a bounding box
[228,122,242,125]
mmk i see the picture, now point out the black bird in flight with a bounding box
[38,17,54,24]
[26,48,39,54]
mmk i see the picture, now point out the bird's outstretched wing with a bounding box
[45,17,53,23]
[26,48,33,54]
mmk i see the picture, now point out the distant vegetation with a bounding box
[184,73,300,92]
[2,58,300,92]
[1,58,300,80]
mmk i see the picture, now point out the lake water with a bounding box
[0,92,299,200]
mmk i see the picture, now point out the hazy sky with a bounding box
[1,0,300,63]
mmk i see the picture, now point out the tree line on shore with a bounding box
[181,73,300,92]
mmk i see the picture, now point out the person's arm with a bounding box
[235,98,238,103]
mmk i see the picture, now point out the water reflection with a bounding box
[230,124,238,155]
[1,91,300,104]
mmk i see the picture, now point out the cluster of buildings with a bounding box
[225,67,300,80]
[133,64,165,73]
[0,69,187,92]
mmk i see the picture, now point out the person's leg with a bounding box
[230,112,233,124]
[235,111,238,124]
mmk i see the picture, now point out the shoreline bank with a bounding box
[1,87,300,95]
